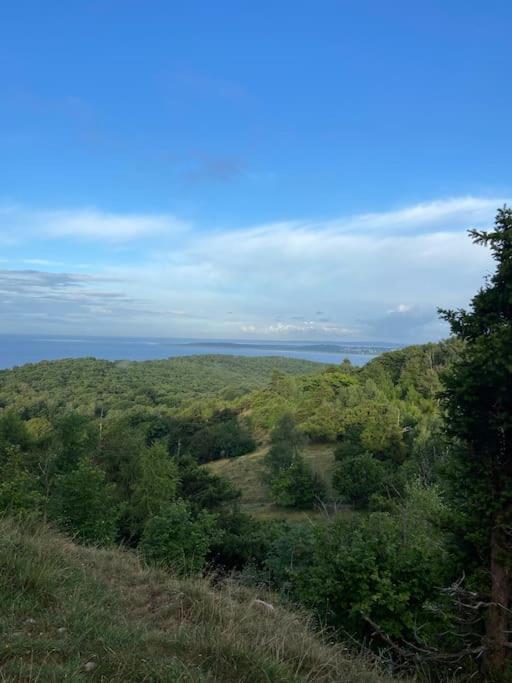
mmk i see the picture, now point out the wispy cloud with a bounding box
[0,196,507,340]
[0,206,188,243]
[326,196,503,234]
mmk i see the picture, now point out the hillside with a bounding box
[206,444,339,520]
[0,341,470,679]
[0,354,324,417]
[0,517,397,682]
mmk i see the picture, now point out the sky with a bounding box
[1,0,511,342]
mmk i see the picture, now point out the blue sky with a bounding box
[1,1,511,341]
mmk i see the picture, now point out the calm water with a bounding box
[0,335,400,370]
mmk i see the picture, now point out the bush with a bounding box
[270,458,326,509]
[177,455,241,510]
[188,418,256,463]
[268,484,451,645]
[333,453,388,508]
[208,510,285,570]
[0,450,43,516]
[49,458,121,545]
[140,500,220,574]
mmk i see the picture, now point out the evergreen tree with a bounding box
[439,207,512,676]
[129,442,180,540]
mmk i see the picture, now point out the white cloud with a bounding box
[327,196,504,234]
[240,321,356,337]
[40,209,187,241]
[0,205,188,243]
[1,196,508,340]
[387,304,412,314]
[111,213,497,340]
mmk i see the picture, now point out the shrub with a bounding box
[270,484,451,645]
[140,500,220,574]
[333,453,388,508]
[270,458,326,509]
[49,458,121,545]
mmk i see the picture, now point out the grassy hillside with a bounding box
[206,444,339,520]
[0,354,324,416]
[0,517,397,682]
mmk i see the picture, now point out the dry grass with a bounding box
[0,517,402,682]
[205,444,339,520]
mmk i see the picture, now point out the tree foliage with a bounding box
[140,501,220,575]
[439,207,512,677]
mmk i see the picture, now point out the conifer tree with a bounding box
[439,207,512,676]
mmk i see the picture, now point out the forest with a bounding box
[1,209,511,681]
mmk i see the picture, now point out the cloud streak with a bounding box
[1,206,188,243]
[0,196,507,340]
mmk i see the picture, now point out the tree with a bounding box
[49,458,121,545]
[208,509,282,570]
[0,449,43,516]
[270,458,326,509]
[129,442,179,540]
[264,485,450,646]
[262,414,305,480]
[261,414,324,509]
[176,454,240,511]
[439,207,512,676]
[333,453,388,508]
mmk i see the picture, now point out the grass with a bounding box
[0,516,400,682]
[205,444,342,520]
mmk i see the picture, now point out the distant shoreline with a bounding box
[0,334,403,371]
[183,341,401,355]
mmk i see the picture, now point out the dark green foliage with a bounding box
[270,459,326,509]
[265,483,450,645]
[187,414,256,463]
[0,411,30,456]
[0,450,43,516]
[176,454,241,510]
[334,401,406,465]
[208,510,285,570]
[263,414,305,479]
[262,415,325,509]
[263,523,317,592]
[140,500,220,574]
[333,423,365,460]
[439,207,512,675]
[53,413,98,472]
[333,454,388,508]
[128,442,180,540]
[49,458,121,545]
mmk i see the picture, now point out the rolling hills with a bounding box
[0,354,325,416]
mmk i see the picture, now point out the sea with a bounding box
[0,335,401,371]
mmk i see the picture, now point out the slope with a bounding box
[0,517,398,682]
[206,444,339,520]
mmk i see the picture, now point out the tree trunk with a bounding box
[485,525,511,677]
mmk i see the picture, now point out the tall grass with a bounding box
[0,516,399,682]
